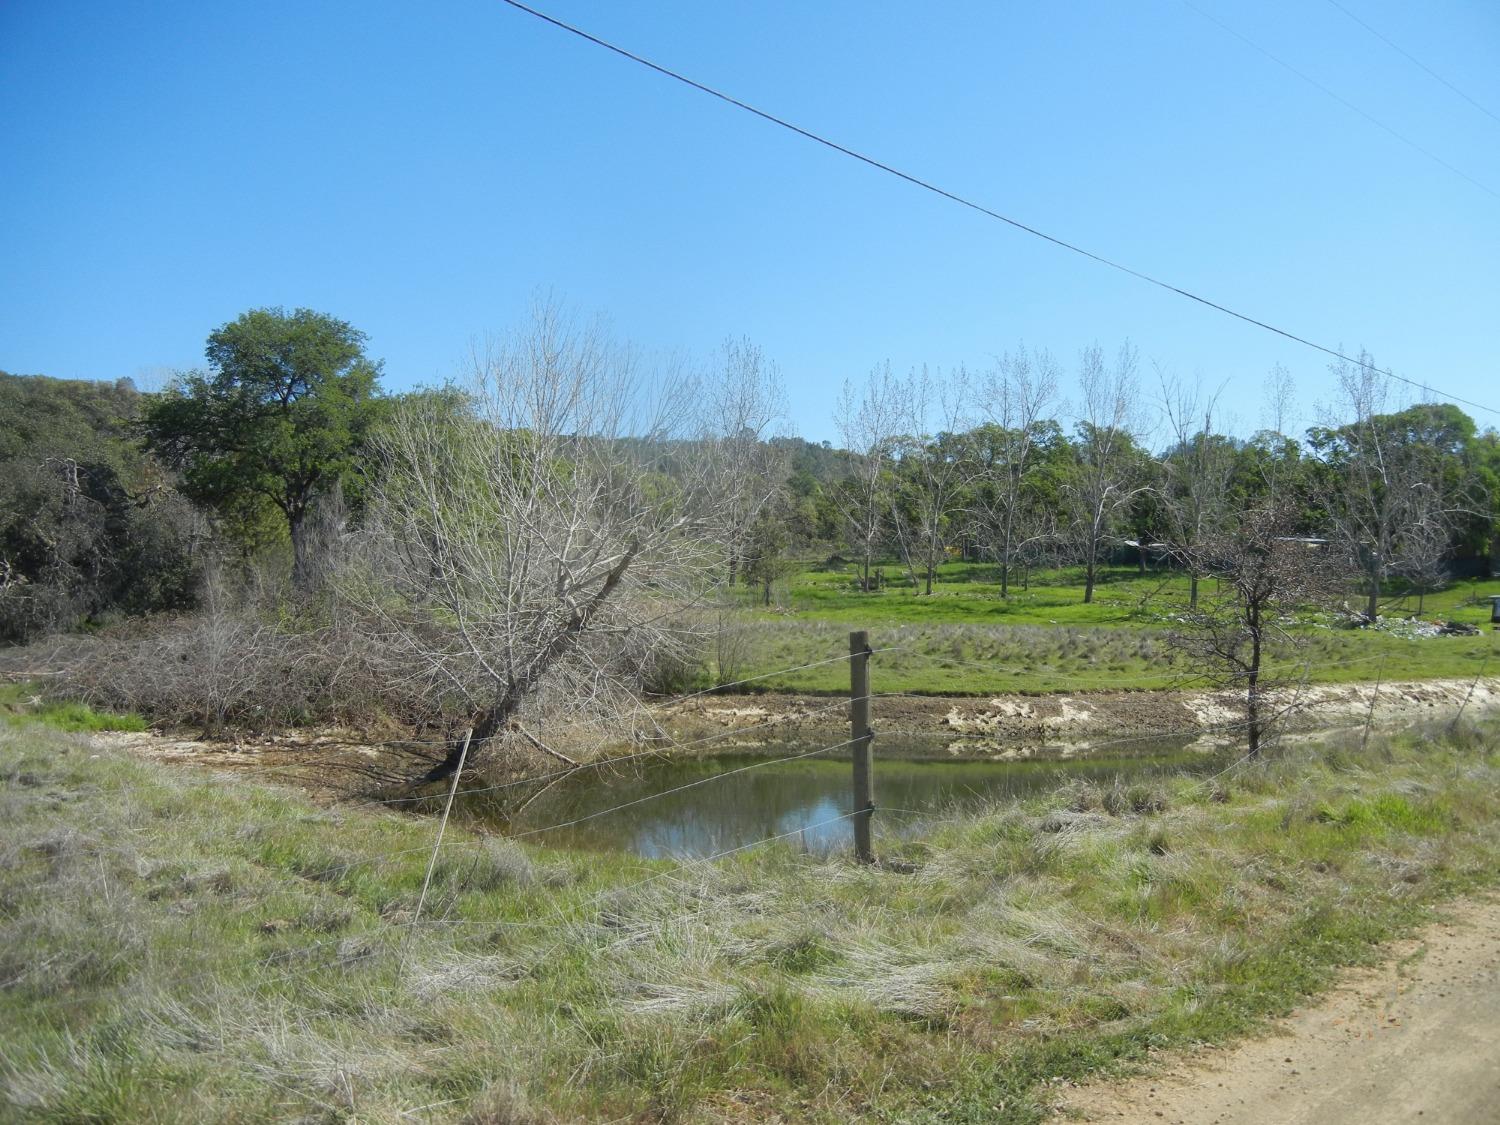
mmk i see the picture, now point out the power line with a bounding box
[1181,0,1500,201]
[1322,0,1500,128]
[494,1,1500,422]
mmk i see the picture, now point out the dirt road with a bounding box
[1062,897,1500,1124]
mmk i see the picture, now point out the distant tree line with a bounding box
[742,347,1498,614]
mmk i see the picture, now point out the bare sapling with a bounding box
[1171,500,1335,756]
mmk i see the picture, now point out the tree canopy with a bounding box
[142,308,385,590]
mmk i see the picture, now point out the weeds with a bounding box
[0,681,145,733]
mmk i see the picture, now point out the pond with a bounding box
[454,736,1228,859]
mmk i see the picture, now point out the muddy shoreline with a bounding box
[92,677,1500,795]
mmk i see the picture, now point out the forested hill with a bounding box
[0,371,199,641]
[0,370,142,458]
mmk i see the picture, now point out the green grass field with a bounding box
[711,562,1500,694]
[3,714,1498,1121]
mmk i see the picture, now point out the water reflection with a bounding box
[456,738,1224,859]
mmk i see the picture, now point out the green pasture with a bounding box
[712,561,1500,694]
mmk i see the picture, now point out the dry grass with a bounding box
[2,718,1499,1122]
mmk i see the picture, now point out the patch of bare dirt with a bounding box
[87,727,432,799]
[1058,897,1500,1124]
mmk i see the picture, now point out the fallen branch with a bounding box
[516,724,580,767]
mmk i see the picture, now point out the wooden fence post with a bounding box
[850,630,875,864]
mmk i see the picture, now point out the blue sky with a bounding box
[2,0,1497,444]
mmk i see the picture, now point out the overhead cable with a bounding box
[1322,0,1500,128]
[1181,0,1499,201]
[495,0,1500,421]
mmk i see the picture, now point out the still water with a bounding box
[455,738,1224,859]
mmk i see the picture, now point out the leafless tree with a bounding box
[346,304,730,780]
[1393,483,1449,614]
[705,337,787,589]
[1309,354,1458,622]
[973,345,1060,597]
[1172,500,1334,756]
[892,366,974,595]
[835,364,903,592]
[1063,342,1149,603]
[1157,369,1235,609]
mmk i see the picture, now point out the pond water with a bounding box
[454,737,1227,858]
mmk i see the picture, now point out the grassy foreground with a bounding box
[3,721,1499,1122]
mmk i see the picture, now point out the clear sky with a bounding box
[3,0,1497,445]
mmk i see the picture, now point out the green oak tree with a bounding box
[142,308,384,592]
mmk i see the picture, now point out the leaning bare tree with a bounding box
[347,305,730,780]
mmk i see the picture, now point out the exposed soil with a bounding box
[1058,896,1500,1124]
[659,676,1500,758]
[88,676,1500,798]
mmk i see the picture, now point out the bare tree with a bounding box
[1392,481,1449,614]
[706,337,787,589]
[1063,342,1148,603]
[1157,369,1235,609]
[1308,354,1461,622]
[892,367,974,595]
[347,304,728,780]
[972,345,1060,597]
[1173,500,1333,756]
[835,364,902,592]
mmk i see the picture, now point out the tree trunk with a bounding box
[762,576,772,606]
[1366,562,1380,622]
[999,513,1013,598]
[1246,674,1260,757]
[1188,572,1199,610]
[1083,546,1097,604]
[288,507,314,594]
[414,542,640,784]
[1247,606,1263,757]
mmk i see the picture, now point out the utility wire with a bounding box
[495,0,1500,422]
[1322,0,1500,128]
[1181,0,1499,202]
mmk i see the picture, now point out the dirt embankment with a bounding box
[1059,896,1500,1124]
[659,677,1500,758]
[89,677,1500,789]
